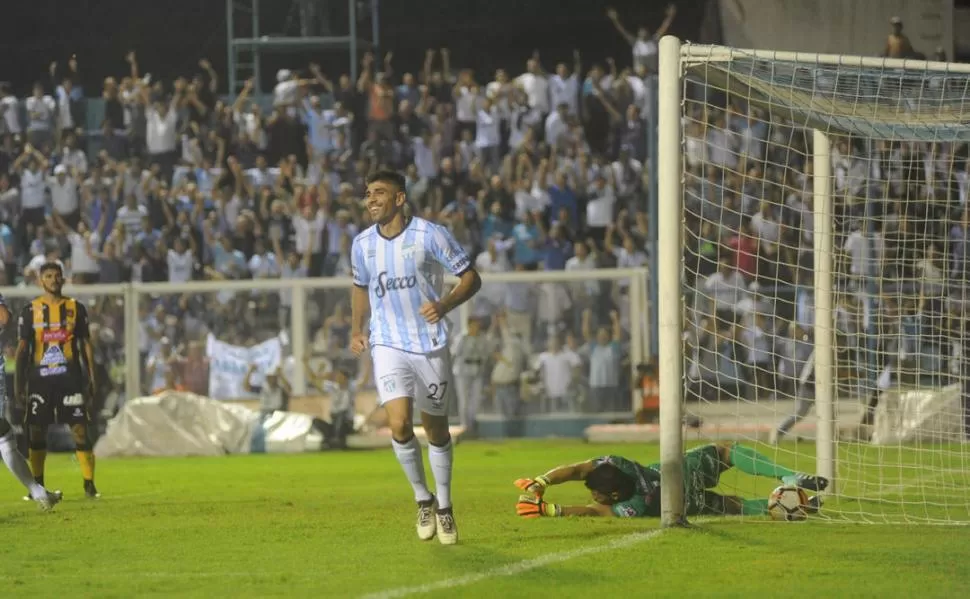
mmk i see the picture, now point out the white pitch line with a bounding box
[359,529,665,599]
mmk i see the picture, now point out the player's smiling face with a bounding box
[365,181,406,225]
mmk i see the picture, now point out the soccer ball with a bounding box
[767,486,809,521]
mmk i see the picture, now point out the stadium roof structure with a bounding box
[227,0,378,95]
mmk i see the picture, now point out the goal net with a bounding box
[657,38,970,525]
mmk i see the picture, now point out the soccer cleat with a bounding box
[84,480,101,499]
[33,490,63,512]
[785,473,829,493]
[435,508,458,545]
[416,497,437,541]
[802,495,823,516]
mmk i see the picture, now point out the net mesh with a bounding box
[678,43,970,524]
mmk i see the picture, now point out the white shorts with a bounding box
[371,345,455,417]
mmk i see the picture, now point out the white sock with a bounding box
[427,438,454,510]
[391,435,433,503]
[0,432,45,499]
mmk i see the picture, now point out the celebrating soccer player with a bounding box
[350,170,481,545]
[0,293,62,510]
[15,262,100,499]
[513,442,827,518]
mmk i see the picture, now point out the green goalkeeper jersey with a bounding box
[592,455,662,518]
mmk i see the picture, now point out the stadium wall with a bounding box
[718,0,954,58]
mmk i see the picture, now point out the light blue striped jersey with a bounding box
[352,217,472,354]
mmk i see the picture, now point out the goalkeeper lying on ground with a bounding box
[515,442,826,518]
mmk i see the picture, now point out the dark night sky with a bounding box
[0,0,707,95]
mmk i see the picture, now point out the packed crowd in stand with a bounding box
[5,9,961,435]
[0,7,680,425]
[680,65,970,431]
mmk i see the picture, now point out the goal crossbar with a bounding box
[681,44,970,141]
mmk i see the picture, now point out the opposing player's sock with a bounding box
[729,444,796,479]
[0,432,46,500]
[427,437,453,510]
[391,435,433,503]
[741,498,770,516]
[76,450,95,482]
[28,449,47,486]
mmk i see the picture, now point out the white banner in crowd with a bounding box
[205,334,284,400]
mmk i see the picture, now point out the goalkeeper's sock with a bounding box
[0,432,45,499]
[427,437,453,510]
[728,444,796,480]
[391,435,433,503]
[741,499,770,516]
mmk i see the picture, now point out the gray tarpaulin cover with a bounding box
[871,384,963,445]
[94,392,323,457]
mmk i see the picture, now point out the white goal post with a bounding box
[658,35,970,526]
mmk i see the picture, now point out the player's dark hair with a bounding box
[39,262,63,275]
[366,169,407,194]
[584,463,636,502]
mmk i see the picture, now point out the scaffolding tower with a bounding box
[226,0,378,95]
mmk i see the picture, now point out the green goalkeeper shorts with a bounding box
[683,444,724,515]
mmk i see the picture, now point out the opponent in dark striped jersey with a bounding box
[15,262,100,499]
[0,291,61,510]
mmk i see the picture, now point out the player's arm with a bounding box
[75,302,96,394]
[15,304,33,402]
[350,237,371,352]
[428,225,481,317]
[351,285,370,335]
[515,459,597,496]
[439,268,481,316]
[562,503,614,517]
[516,496,615,518]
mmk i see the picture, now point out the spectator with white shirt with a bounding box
[475,98,501,173]
[48,163,81,229]
[606,4,676,76]
[585,173,617,243]
[167,236,196,283]
[533,335,583,413]
[140,81,181,182]
[12,143,48,249]
[24,82,56,150]
[544,103,571,150]
[516,55,550,128]
[549,52,582,118]
[453,69,480,141]
[292,203,326,276]
[0,83,23,140]
[51,56,84,144]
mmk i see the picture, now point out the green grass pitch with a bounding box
[1,440,969,597]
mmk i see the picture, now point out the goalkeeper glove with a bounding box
[514,475,551,497]
[516,494,562,518]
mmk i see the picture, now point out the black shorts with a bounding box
[26,375,89,426]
